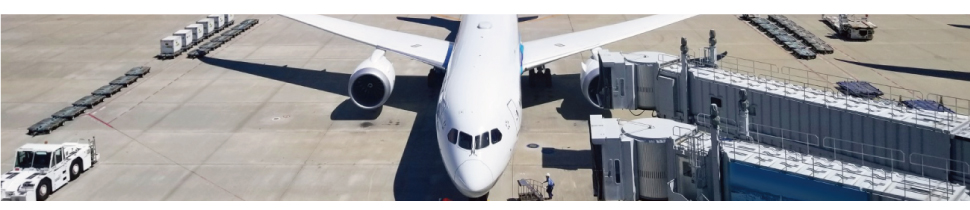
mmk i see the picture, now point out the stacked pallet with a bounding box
[768,15,834,54]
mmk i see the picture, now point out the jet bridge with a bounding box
[582,30,724,123]
[589,114,970,201]
[585,33,970,184]
[585,31,970,201]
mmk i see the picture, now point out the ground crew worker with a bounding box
[542,173,555,199]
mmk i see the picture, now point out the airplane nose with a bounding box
[456,160,494,196]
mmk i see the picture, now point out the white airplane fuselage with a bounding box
[435,15,522,198]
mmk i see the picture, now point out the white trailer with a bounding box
[158,36,183,59]
[223,14,234,26]
[185,24,204,44]
[208,14,225,31]
[1,137,99,201]
[196,18,215,38]
[173,30,194,49]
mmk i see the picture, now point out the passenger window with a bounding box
[491,128,502,144]
[683,161,693,177]
[448,129,458,144]
[480,131,490,148]
[614,159,621,184]
[458,131,473,150]
[53,149,63,166]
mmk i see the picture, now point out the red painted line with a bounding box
[87,113,115,129]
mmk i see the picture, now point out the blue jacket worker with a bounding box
[543,173,555,199]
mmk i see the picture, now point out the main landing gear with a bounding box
[427,67,446,89]
[528,65,552,88]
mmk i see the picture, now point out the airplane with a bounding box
[262,14,695,200]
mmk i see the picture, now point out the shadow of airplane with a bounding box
[835,59,970,82]
[396,16,460,42]
[541,147,592,170]
[949,24,970,30]
[199,57,460,200]
[199,56,602,200]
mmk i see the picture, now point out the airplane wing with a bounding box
[521,14,696,69]
[281,14,453,69]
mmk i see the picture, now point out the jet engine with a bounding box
[580,48,607,109]
[349,50,396,109]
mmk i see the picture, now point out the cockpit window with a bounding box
[474,135,481,149]
[458,131,473,150]
[480,131,491,148]
[491,128,502,144]
[448,129,458,144]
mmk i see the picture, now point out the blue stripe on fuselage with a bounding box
[519,33,524,74]
[519,43,524,74]
[442,43,455,69]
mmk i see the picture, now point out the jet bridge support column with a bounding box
[740,89,750,139]
[707,30,718,68]
[678,38,691,123]
[707,104,723,201]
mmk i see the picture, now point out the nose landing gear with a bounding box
[468,192,490,201]
[528,65,552,88]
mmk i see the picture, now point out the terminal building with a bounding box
[582,31,970,201]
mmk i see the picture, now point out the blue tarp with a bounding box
[902,99,955,113]
[836,81,884,98]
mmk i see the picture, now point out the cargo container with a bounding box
[185,24,204,44]
[173,30,194,49]
[223,14,235,26]
[158,36,183,59]
[208,14,225,31]
[196,19,215,38]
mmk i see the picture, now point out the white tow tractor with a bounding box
[1,137,99,201]
[822,14,877,40]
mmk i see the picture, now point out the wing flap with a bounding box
[521,14,696,69]
[281,14,452,69]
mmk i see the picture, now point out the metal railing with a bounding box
[673,125,704,171]
[720,132,969,200]
[715,55,970,121]
[909,153,970,198]
[639,48,969,120]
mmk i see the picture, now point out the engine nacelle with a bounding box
[580,47,607,109]
[349,50,396,109]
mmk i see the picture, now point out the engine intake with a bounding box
[581,49,607,109]
[349,50,396,109]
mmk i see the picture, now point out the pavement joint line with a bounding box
[160,132,234,201]
[106,61,203,124]
[133,65,220,133]
[830,43,916,96]
[280,106,339,199]
[87,111,247,201]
